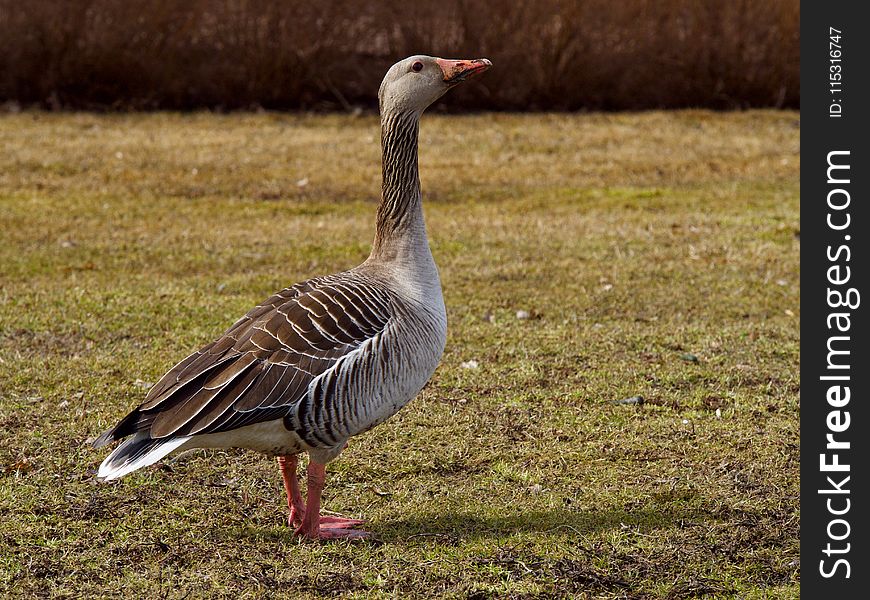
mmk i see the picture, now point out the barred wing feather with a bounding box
[94,274,393,446]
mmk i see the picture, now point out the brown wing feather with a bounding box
[100,276,392,443]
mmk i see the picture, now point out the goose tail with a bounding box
[96,432,191,481]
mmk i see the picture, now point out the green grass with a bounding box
[0,111,799,599]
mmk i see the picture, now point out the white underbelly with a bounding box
[183,418,305,456]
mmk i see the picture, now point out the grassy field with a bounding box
[0,111,799,598]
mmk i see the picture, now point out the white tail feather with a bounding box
[97,433,191,481]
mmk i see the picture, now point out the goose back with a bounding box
[95,267,446,457]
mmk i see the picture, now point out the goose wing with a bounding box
[95,274,393,445]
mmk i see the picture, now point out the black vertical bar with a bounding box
[801,1,869,596]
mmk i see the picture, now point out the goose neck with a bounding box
[372,111,424,258]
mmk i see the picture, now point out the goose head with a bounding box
[378,55,492,116]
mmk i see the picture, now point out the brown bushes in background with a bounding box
[0,0,798,111]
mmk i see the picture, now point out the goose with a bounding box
[93,55,492,540]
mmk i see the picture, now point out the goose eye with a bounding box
[411,61,424,72]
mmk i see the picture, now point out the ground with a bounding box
[0,111,799,599]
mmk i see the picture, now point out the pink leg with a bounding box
[277,455,305,527]
[295,460,368,540]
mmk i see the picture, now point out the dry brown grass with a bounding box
[1,0,799,111]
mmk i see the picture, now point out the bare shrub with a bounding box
[0,0,798,110]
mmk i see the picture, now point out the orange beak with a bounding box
[435,58,492,84]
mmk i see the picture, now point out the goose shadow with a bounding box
[376,505,703,542]
[222,500,711,544]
